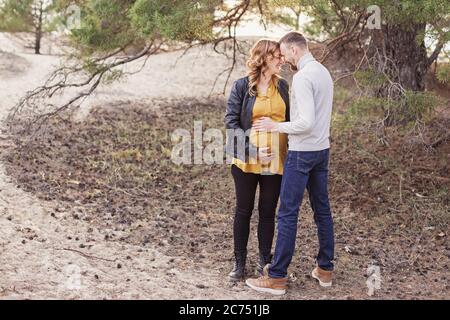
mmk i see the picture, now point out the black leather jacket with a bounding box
[225,76,290,162]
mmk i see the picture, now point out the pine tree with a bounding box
[0,0,56,54]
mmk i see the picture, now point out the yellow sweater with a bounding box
[232,81,288,175]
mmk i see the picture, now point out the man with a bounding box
[246,31,335,295]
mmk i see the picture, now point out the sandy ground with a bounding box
[0,33,270,300]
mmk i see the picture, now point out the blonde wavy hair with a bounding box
[246,39,281,96]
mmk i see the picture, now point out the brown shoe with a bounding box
[311,266,333,287]
[245,275,287,295]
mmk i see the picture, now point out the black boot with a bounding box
[256,252,273,276]
[229,250,247,281]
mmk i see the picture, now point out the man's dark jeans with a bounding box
[269,149,335,278]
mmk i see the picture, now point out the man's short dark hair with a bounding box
[279,31,308,49]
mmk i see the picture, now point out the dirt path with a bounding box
[0,37,266,300]
[0,165,260,299]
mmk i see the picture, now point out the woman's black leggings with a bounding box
[231,165,282,255]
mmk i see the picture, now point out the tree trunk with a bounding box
[34,1,43,55]
[370,24,431,125]
[367,23,432,124]
[289,7,301,31]
[34,29,41,54]
[382,23,428,92]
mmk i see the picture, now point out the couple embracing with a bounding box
[225,31,335,295]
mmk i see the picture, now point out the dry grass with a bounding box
[3,96,449,299]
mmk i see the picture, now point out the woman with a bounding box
[225,39,290,281]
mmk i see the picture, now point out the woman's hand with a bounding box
[258,147,274,164]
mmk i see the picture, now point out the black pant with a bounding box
[231,165,282,255]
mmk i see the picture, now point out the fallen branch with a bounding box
[56,248,117,263]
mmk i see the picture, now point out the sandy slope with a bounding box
[0,34,271,299]
[0,33,248,115]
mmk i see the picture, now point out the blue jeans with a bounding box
[269,149,335,278]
